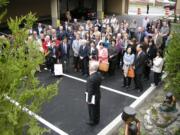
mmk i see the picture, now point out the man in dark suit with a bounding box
[79,40,89,77]
[59,36,70,73]
[48,40,58,75]
[86,61,102,126]
[89,41,98,61]
[35,23,44,36]
[134,44,146,92]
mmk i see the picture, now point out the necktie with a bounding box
[64,44,67,54]
[139,32,141,42]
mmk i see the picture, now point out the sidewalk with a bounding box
[128,4,174,16]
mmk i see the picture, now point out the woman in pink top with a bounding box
[98,42,108,63]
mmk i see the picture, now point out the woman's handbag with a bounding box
[127,66,135,78]
[99,62,109,72]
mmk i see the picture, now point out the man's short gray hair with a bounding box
[89,61,99,72]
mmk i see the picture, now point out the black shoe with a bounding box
[86,121,96,126]
[101,76,105,80]
[132,87,138,90]
[83,74,88,78]
[126,86,130,89]
[137,89,143,93]
[121,85,126,88]
[144,78,149,81]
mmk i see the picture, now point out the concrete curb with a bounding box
[97,85,157,135]
[98,72,167,135]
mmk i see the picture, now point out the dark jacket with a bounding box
[59,43,70,58]
[134,51,146,74]
[146,45,157,60]
[86,72,102,103]
[136,32,146,43]
[48,46,58,58]
[79,45,89,59]
[108,46,118,61]
[89,47,98,60]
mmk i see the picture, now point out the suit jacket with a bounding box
[72,23,80,31]
[59,43,70,58]
[136,32,145,43]
[89,47,98,60]
[146,45,157,60]
[56,29,67,40]
[79,45,89,59]
[48,46,58,58]
[86,72,102,103]
[35,25,45,36]
[108,46,118,61]
[63,24,69,32]
[134,51,146,74]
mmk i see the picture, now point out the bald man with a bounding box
[86,61,102,126]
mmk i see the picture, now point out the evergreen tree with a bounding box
[165,24,180,99]
[0,0,58,134]
[0,0,8,22]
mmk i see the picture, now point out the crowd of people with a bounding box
[18,15,170,92]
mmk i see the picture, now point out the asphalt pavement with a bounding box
[37,60,152,135]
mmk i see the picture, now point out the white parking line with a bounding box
[62,73,138,100]
[5,95,69,135]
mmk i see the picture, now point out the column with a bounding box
[51,0,60,27]
[176,0,180,15]
[121,0,126,15]
[124,0,129,14]
[97,0,104,20]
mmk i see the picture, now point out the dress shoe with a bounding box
[101,76,105,80]
[132,87,138,90]
[84,74,89,78]
[86,121,96,126]
[137,89,143,93]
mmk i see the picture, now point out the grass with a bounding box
[171,23,180,33]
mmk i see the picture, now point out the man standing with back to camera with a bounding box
[86,61,102,126]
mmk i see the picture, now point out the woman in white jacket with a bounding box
[152,50,164,86]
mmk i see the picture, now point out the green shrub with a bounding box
[164,24,180,99]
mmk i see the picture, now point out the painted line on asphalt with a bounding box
[62,73,138,100]
[5,95,69,135]
[97,85,157,135]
